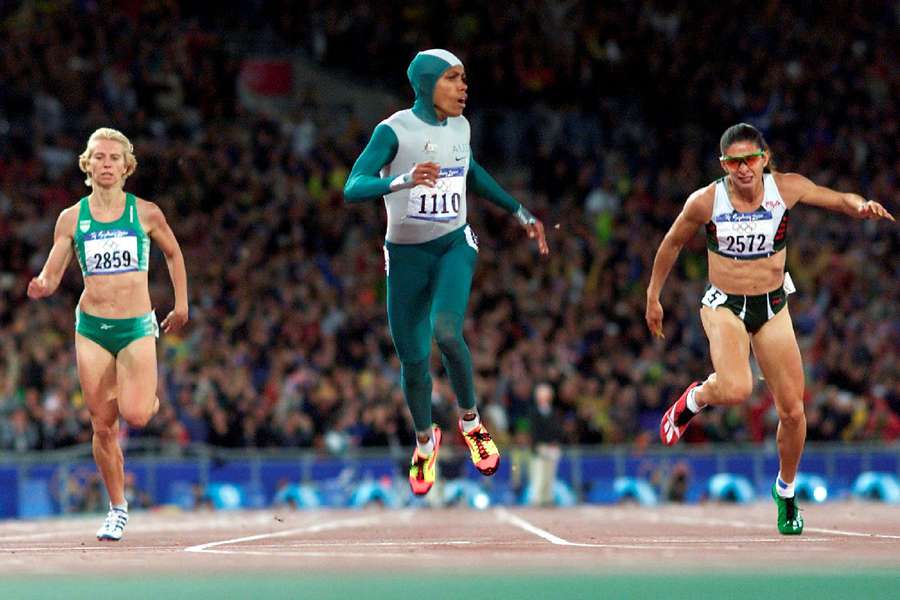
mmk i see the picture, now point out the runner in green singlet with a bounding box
[28,128,189,541]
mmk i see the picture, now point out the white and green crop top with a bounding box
[74,193,150,276]
[705,174,789,260]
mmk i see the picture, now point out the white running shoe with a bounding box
[96,507,129,541]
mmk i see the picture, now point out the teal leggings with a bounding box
[385,225,478,432]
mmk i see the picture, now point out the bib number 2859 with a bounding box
[84,231,138,275]
[93,250,132,271]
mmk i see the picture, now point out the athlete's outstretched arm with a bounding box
[144,201,189,333]
[468,156,548,255]
[778,173,895,221]
[645,187,712,338]
[27,207,76,299]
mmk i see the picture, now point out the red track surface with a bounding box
[1,503,899,576]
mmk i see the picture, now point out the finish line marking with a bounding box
[495,509,659,549]
[184,515,383,555]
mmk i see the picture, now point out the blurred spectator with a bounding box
[528,382,564,506]
[124,471,154,509]
[666,462,691,503]
[0,2,895,453]
[1,408,40,452]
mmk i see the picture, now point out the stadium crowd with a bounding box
[0,1,897,456]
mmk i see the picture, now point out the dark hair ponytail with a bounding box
[720,123,775,172]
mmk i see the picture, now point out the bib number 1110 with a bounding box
[417,192,460,215]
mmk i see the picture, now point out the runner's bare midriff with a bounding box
[80,271,152,317]
[708,249,785,295]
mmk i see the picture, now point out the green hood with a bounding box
[407,49,462,125]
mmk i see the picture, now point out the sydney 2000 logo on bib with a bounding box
[408,167,465,222]
[84,230,139,275]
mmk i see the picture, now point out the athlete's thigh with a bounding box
[700,306,752,381]
[116,336,158,410]
[431,241,476,317]
[750,308,804,410]
[385,245,435,362]
[75,333,118,424]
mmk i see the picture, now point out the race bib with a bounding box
[701,284,728,309]
[783,271,796,295]
[84,230,139,275]
[407,166,465,222]
[714,211,775,257]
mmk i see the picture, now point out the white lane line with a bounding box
[495,509,659,549]
[279,540,474,547]
[183,550,414,558]
[0,513,278,542]
[802,528,900,539]
[495,508,570,544]
[184,514,383,554]
[634,512,900,540]
[496,509,854,549]
[0,545,188,552]
[0,542,476,553]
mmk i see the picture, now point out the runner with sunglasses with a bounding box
[645,123,894,534]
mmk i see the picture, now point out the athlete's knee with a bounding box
[401,359,431,388]
[715,374,753,405]
[91,418,119,443]
[433,313,465,354]
[119,401,155,429]
[777,402,806,430]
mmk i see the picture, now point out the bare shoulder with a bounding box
[55,202,81,235]
[682,182,716,222]
[135,197,166,224]
[772,172,815,206]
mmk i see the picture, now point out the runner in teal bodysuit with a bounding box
[345,49,548,495]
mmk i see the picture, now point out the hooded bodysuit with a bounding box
[343,49,528,433]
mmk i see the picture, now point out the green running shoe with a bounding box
[771,483,804,535]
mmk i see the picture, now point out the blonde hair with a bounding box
[78,127,138,187]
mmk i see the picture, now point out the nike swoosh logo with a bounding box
[100,324,114,330]
[455,155,468,161]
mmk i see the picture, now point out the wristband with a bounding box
[389,171,413,192]
[515,205,536,225]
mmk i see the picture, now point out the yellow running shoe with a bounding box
[409,425,442,496]
[459,420,500,476]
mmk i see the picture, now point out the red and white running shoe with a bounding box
[660,381,701,446]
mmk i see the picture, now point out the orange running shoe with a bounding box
[459,420,500,476]
[660,381,701,446]
[409,425,442,496]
